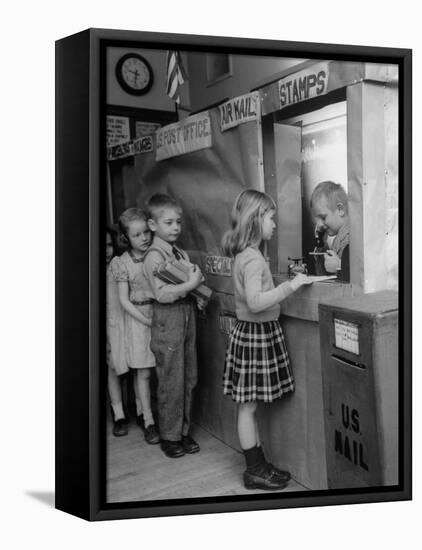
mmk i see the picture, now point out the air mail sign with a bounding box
[219,92,260,132]
[277,62,329,109]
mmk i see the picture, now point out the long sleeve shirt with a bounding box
[143,236,190,303]
[233,247,295,322]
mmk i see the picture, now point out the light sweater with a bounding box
[233,247,295,323]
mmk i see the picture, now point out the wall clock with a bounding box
[115,53,153,95]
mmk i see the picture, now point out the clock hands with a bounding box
[117,54,152,94]
[127,69,141,86]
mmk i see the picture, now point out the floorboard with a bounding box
[107,418,308,502]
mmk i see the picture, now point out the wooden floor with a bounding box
[107,417,308,502]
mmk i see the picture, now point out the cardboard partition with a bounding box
[132,106,263,272]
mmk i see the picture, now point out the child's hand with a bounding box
[188,264,203,288]
[290,264,307,276]
[290,273,314,291]
[196,297,208,310]
[324,250,341,273]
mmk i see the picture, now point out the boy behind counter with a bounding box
[310,180,350,281]
[143,193,204,459]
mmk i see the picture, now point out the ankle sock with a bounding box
[257,445,266,462]
[243,445,266,472]
[143,411,154,428]
[111,401,125,421]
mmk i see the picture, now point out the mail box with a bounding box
[319,291,399,488]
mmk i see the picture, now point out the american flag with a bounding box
[166,51,187,104]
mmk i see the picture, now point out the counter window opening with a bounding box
[262,88,350,283]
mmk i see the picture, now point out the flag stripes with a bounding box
[166,51,187,104]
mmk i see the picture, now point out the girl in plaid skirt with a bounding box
[222,190,313,491]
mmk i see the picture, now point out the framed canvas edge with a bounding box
[55,28,412,522]
[56,29,92,521]
[89,27,412,60]
[400,44,412,508]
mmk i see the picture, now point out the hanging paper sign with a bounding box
[219,92,260,132]
[107,141,134,161]
[204,255,232,276]
[133,135,154,155]
[277,62,330,109]
[156,112,212,161]
[136,121,162,138]
[106,116,130,147]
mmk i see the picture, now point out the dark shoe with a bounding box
[266,463,291,482]
[112,418,128,437]
[255,446,291,482]
[160,440,185,458]
[243,467,289,491]
[136,414,145,431]
[144,424,160,445]
[181,435,200,454]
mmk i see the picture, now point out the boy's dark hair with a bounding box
[146,193,182,221]
[311,180,348,214]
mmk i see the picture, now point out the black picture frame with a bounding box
[55,28,412,521]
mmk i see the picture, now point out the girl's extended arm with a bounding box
[244,256,309,313]
[118,282,152,327]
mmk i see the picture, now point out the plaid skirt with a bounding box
[223,320,294,403]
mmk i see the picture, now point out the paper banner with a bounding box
[219,92,260,132]
[156,112,212,161]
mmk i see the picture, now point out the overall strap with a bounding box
[143,246,168,263]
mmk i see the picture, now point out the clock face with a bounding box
[116,54,153,95]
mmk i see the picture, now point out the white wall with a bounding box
[187,52,305,111]
[107,47,303,115]
[107,46,175,111]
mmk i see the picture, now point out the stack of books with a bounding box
[155,259,212,302]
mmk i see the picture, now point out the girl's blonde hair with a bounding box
[118,208,148,248]
[222,189,276,257]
